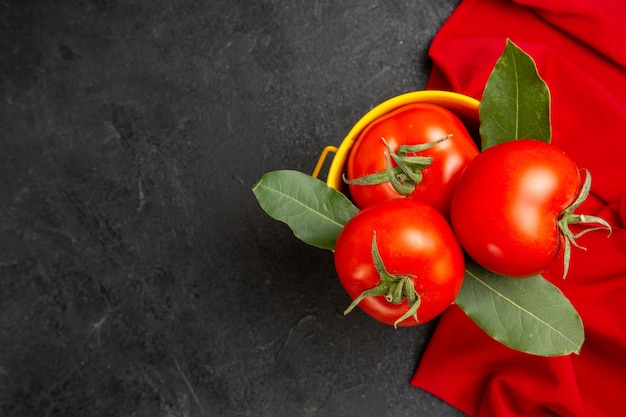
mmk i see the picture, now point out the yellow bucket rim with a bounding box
[325,90,480,190]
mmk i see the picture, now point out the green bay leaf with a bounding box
[455,260,584,356]
[479,39,551,150]
[251,170,359,250]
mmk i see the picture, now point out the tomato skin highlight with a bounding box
[333,199,465,326]
[450,139,581,277]
[346,103,479,219]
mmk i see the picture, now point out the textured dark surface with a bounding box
[0,0,468,416]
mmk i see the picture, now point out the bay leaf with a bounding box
[455,260,584,356]
[479,39,551,150]
[252,170,359,250]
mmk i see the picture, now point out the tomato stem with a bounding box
[343,135,452,196]
[557,169,612,279]
[343,231,422,328]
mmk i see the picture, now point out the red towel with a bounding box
[411,0,626,416]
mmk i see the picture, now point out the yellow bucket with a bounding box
[313,90,480,191]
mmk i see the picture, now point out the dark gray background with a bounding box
[1,0,468,415]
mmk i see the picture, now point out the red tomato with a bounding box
[345,103,479,219]
[450,139,582,277]
[333,199,465,327]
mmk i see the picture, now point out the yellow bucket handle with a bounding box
[312,145,338,178]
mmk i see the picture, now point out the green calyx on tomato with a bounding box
[343,135,451,196]
[343,231,421,328]
[557,168,612,279]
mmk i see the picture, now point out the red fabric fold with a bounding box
[411,0,626,416]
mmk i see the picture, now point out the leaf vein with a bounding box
[466,269,578,348]
[257,183,345,228]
